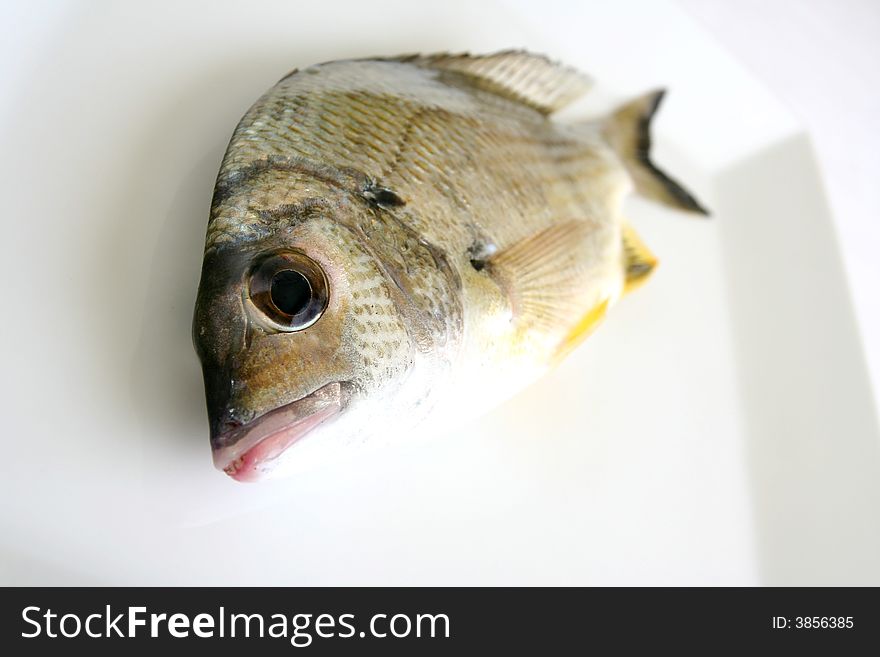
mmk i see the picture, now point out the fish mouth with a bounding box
[212,381,346,482]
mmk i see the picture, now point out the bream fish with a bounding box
[193,51,707,482]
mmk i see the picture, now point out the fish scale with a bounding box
[211,65,605,257]
[193,51,707,481]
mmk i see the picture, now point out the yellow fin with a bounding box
[622,222,658,294]
[553,298,609,364]
[485,220,593,333]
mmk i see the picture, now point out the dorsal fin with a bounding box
[396,50,593,114]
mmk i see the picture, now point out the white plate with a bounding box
[2,0,878,585]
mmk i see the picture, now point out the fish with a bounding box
[192,50,708,482]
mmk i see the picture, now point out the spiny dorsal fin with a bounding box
[398,50,593,115]
[603,90,710,215]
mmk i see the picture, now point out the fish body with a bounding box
[193,51,706,481]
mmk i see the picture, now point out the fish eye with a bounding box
[248,251,329,331]
[270,270,311,316]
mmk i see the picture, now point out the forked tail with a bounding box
[603,90,709,216]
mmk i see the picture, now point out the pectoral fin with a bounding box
[550,222,655,362]
[481,220,613,364]
[483,220,594,333]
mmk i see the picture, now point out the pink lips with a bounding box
[212,382,343,482]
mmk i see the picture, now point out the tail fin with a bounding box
[603,90,709,216]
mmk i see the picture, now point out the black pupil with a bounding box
[270,270,311,316]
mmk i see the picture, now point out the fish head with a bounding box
[193,200,451,482]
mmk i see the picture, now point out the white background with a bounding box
[1,0,878,585]
[679,0,880,432]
